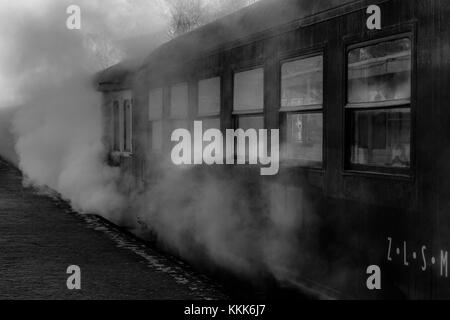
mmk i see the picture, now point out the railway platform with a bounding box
[0,159,225,300]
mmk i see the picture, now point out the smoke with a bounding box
[0,0,335,293]
[131,153,316,286]
[0,0,168,218]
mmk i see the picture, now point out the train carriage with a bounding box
[97,0,450,299]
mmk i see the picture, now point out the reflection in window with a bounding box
[281,55,323,109]
[199,77,221,116]
[281,55,324,166]
[233,68,264,112]
[286,113,323,163]
[170,83,189,119]
[347,38,412,171]
[350,109,410,168]
[348,38,411,104]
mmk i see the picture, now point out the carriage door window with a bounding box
[124,99,132,153]
[113,100,121,152]
[281,55,323,166]
[347,38,411,171]
[170,83,190,135]
[198,77,221,131]
[149,88,163,152]
[233,68,264,160]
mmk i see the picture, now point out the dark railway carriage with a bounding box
[97,0,450,299]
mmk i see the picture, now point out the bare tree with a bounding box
[166,0,204,37]
[165,0,259,38]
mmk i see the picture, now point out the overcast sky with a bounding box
[0,0,169,108]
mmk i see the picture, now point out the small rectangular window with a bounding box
[198,77,221,116]
[124,99,132,153]
[281,55,323,110]
[197,77,221,134]
[350,108,411,168]
[170,83,189,119]
[151,120,163,152]
[281,54,324,166]
[235,115,264,162]
[237,115,264,131]
[113,100,121,152]
[202,118,221,131]
[348,38,411,105]
[286,113,323,163]
[149,88,163,152]
[233,68,264,113]
[149,88,163,120]
[346,37,412,172]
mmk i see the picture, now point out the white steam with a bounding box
[0,0,167,217]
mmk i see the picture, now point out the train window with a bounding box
[124,99,132,153]
[233,68,264,113]
[149,88,163,152]
[198,77,221,117]
[286,113,323,163]
[151,120,163,152]
[233,68,264,161]
[234,115,264,162]
[149,88,163,120]
[281,55,323,166]
[113,100,121,152]
[348,38,411,104]
[170,83,189,119]
[237,115,264,131]
[350,109,410,168]
[202,118,221,131]
[347,38,412,171]
[281,55,323,110]
[198,77,221,132]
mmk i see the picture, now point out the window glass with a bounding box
[202,118,221,131]
[281,55,323,109]
[286,113,323,163]
[237,115,264,131]
[350,108,411,168]
[234,115,264,162]
[151,120,163,151]
[199,77,221,116]
[170,83,189,119]
[113,100,121,152]
[348,38,411,104]
[149,88,163,120]
[233,68,264,112]
[124,100,132,152]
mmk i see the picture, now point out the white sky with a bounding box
[0,0,169,108]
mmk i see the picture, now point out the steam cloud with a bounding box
[0,0,167,217]
[0,0,329,292]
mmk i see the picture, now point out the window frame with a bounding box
[111,90,133,157]
[123,98,133,153]
[343,32,415,177]
[169,82,190,121]
[232,64,265,130]
[148,87,164,153]
[279,49,326,170]
[197,75,222,131]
